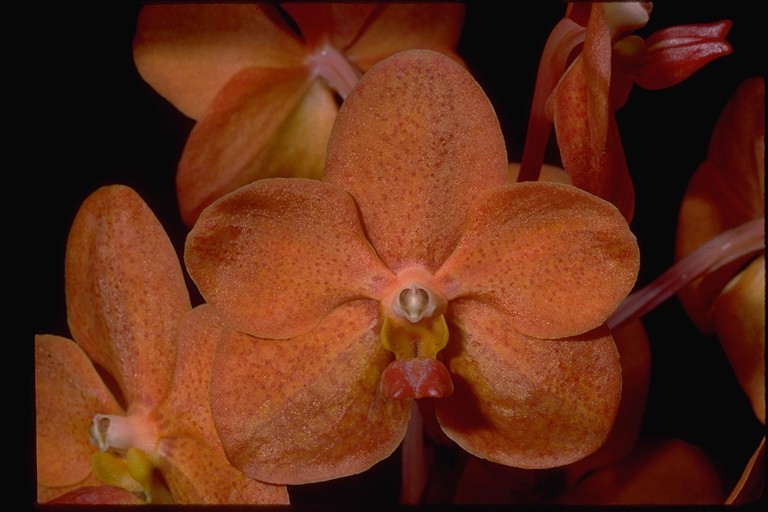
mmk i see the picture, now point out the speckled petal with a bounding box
[156,305,289,504]
[35,335,123,491]
[435,300,622,469]
[185,179,394,339]
[65,185,191,408]
[436,182,639,340]
[209,301,411,484]
[325,49,508,273]
[133,4,307,119]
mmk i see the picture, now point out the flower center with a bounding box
[379,275,453,399]
[308,42,361,100]
[88,412,171,503]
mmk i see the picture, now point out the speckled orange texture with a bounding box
[35,335,123,493]
[325,49,508,273]
[157,305,289,504]
[436,299,622,469]
[186,178,395,340]
[436,181,639,339]
[210,301,411,484]
[65,185,191,410]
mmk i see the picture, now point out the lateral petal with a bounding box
[35,335,123,490]
[185,178,394,339]
[156,305,289,504]
[436,182,639,340]
[325,49,508,273]
[436,300,622,469]
[65,185,190,409]
[209,301,411,484]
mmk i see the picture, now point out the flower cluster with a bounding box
[35,2,763,506]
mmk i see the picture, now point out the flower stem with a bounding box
[607,217,765,329]
[309,43,362,100]
[518,18,585,183]
[400,403,427,504]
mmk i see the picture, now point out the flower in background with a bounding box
[184,49,639,486]
[35,185,288,505]
[133,2,465,226]
[518,1,732,221]
[675,77,765,504]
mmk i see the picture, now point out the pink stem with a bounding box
[308,43,362,100]
[400,403,427,504]
[518,18,586,182]
[607,217,765,329]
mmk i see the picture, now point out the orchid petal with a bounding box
[727,437,766,504]
[713,256,766,424]
[45,485,145,505]
[185,178,393,339]
[564,320,651,484]
[65,185,190,409]
[156,305,289,504]
[325,49,508,273]
[435,300,622,468]
[176,68,338,226]
[209,301,411,484]
[344,4,466,71]
[283,3,376,51]
[559,437,727,504]
[676,78,765,332]
[35,335,122,491]
[549,50,635,220]
[133,4,306,119]
[435,182,639,340]
[630,21,733,90]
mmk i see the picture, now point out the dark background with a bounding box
[31,1,764,507]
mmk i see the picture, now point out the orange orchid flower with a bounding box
[132,2,465,226]
[518,2,732,222]
[674,77,765,504]
[35,185,289,505]
[184,50,640,486]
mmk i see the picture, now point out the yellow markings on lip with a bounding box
[381,314,449,360]
[91,447,172,503]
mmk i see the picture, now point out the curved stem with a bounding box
[518,18,586,183]
[308,43,362,100]
[608,217,765,329]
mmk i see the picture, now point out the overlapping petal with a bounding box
[675,77,764,333]
[435,182,639,340]
[156,305,289,504]
[435,300,622,468]
[64,185,191,409]
[325,49,508,273]
[35,335,123,496]
[210,301,411,484]
[185,178,394,339]
[176,69,338,225]
[133,4,307,120]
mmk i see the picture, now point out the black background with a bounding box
[30,1,764,508]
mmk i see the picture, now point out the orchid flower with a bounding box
[184,50,640,489]
[518,1,732,221]
[674,77,765,504]
[133,2,465,226]
[35,185,288,505]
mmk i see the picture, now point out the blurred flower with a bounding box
[675,77,765,504]
[518,1,732,221]
[35,185,288,505]
[184,49,640,485]
[133,2,465,226]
